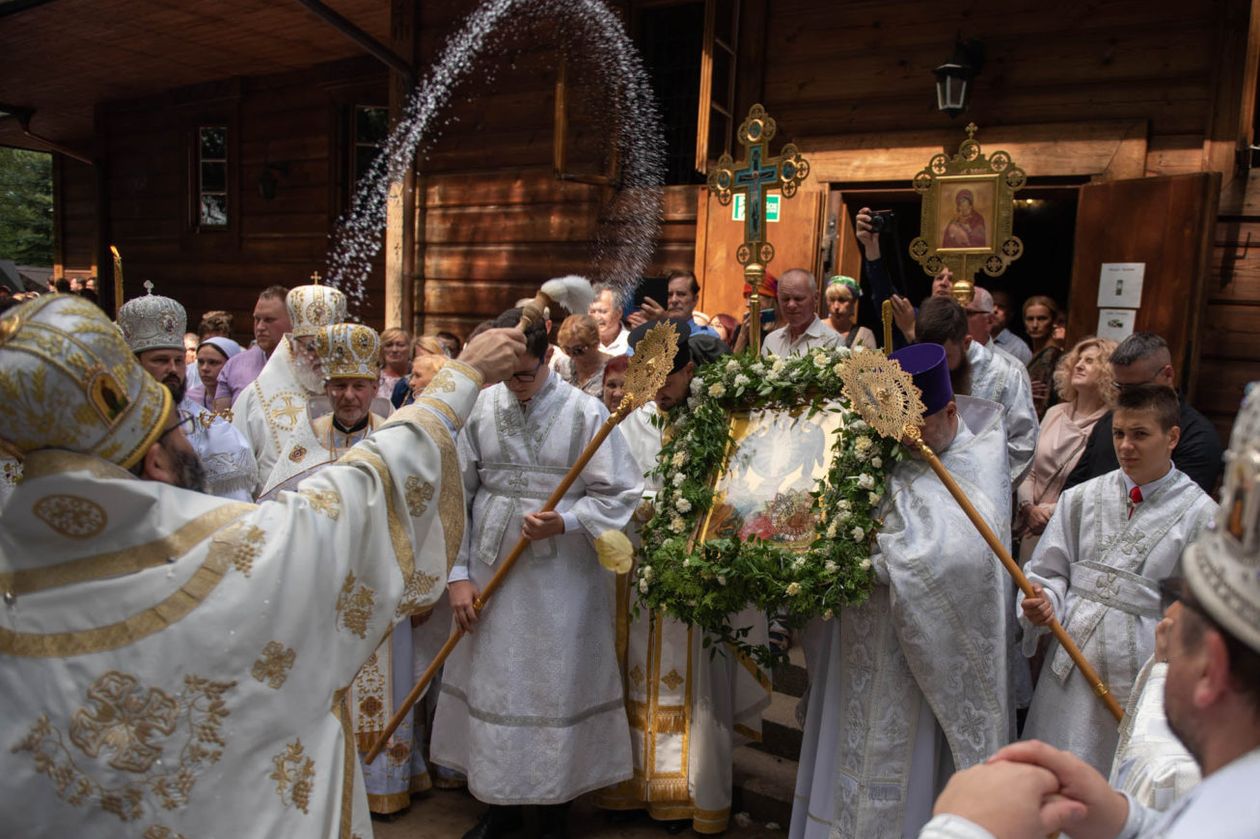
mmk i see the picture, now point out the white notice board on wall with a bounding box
[1097,263,1145,309]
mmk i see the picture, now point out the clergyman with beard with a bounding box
[117,286,257,499]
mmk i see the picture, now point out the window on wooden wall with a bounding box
[351,105,389,189]
[694,0,739,174]
[636,1,707,185]
[196,125,229,229]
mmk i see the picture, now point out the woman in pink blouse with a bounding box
[1017,336,1117,562]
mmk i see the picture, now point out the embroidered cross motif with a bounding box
[404,476,435,517]
[270,394,305,427]
[250,641,297,690]
[1095,570,1123,600]
[660,669,685,691]
[507,472,529,491]
[335,572,376,639]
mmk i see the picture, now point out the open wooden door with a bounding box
[693,186,825,322]
[1067,173,1221,398]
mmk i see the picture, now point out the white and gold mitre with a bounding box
[116,283,187,353]
[0,294,173,469]
[1186,382,1260,655]
[286,282,347,338]
[314,323,381,381]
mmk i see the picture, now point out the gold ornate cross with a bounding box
[706,104,810,353]
[309,271,322,284]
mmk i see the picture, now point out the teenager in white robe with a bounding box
[232,283,347,494]
[597,324,771,834]
[430,311,641,838]
[1019,384,1216,774]
[0,294,525,838]
[790,343,1014,839]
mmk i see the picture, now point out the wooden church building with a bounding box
[2,0,1258,435]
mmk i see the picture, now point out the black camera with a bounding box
[868,209,895,233]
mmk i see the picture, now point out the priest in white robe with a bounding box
[791,343,1014,839]
[0,294,525,838]
[1019,383,1216,774]
[597,319,772,835]
[430,310,642,839]
[117,286,257,501]
[232,281,347,494]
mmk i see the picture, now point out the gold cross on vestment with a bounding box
[706,104,809,353]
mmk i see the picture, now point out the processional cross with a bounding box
[706,104,809,354]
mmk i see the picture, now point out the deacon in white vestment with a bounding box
[965,337,1037,487]
[116,285,257,501]
[232,281,347,494]
[919,380,1260,839]
[0,294,526,838]
[791,344,1014,839]
[1019,386,1216,774]
[598,321,772,834]
[430,312,641,832]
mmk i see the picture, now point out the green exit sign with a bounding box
[732,193,781,223]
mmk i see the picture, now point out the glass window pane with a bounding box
[356,107,390,145]
[200,193,227,227]
[711,51,733,106]
[199,126,226,160]
[715,0,736,45]
[201,162,226,193]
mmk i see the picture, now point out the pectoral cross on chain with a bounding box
[705,104,810,353]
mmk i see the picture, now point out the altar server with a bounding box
[430,309,642,839]
[1019,383,1217,773]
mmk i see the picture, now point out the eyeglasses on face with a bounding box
[510,358,545,383]
[161,410,199,440]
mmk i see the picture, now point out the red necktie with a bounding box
[1128,485,1143,519]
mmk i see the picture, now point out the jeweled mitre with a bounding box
[315,323,381,381]
[116,287,187,353]
[287,284,347,338]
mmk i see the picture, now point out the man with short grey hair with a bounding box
[1064,332,1222,492]
[762,268,840,357]
[589,283,629,355]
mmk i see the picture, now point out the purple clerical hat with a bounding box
[889,343,954,416]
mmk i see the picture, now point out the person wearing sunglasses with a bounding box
[555,313,611,400]
[0,294,527,837]
[433,308,642,839]
[1019,384,1218,775]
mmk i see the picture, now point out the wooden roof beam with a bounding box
[292,0,413,82]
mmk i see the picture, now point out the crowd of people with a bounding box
[0,214,1256,839]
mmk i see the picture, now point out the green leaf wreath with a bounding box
[634,346,901,666]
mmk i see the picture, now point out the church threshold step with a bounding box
[732,743,798,829]
[771,644,807,698]
[751,690,804,762]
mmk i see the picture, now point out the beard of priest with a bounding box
[133,348,207,492]
[915,295,973,397]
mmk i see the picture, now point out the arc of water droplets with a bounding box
[326,0,666,314]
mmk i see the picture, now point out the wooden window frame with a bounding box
[194,124,230,231]
[694,0,740,174]
[178,93,240,252]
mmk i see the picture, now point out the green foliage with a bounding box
[636,347,902,668]
[0,147,54,265]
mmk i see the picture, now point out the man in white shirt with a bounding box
[761,268,840,357]
[589,283,629,355]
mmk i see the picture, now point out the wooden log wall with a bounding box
[95,57,387,346]
[52,157,97,280]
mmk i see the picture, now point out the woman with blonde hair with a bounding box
[378,327,413,401]
[1017,335,1117,561]
[824,275,876,349]
[556,313,610,399]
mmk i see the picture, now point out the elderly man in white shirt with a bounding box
[761,268,840,357]
[590,283,630,356]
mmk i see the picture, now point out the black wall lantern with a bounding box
[934,39,985,118]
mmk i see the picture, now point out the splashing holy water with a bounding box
[325,0,666,311]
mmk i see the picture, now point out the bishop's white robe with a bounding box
[1019,467,1216,773]
[966,339,1037,488]
[180,395,257,501]
[430,374,642,805]
[259,410,388,501]
[0,363,483,838]
[598,404,772,834]
[231,339,320,495]
[791,396,1014,839]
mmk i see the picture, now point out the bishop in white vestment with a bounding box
[597,327,771,834]
[232,282,347,494]
[0,295,520,838]
[431,319,642,818]
[791,344,1014,839]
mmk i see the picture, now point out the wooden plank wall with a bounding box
[53,157,97,279]
[98,57,386,346]
[1203,215,1260,441]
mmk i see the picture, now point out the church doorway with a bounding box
[822,183,1081,348]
